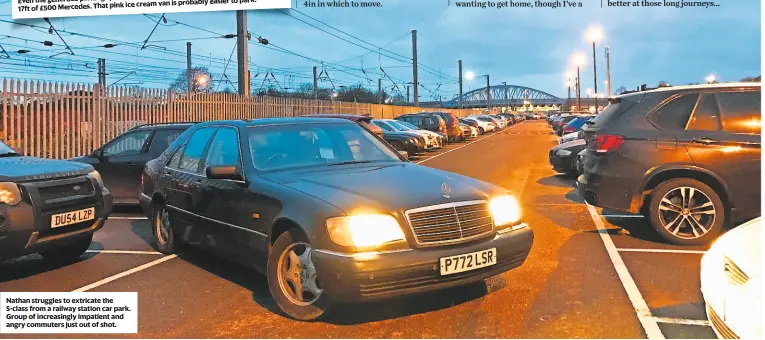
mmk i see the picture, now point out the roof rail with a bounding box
[129,121,198,130]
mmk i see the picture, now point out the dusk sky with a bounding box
[0,0,761,99]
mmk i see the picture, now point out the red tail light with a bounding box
[451,120,458,128]
[595,134,624,153]
[563,126,574,133]
[471,122,478,127]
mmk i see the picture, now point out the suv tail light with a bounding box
[595,134,624,153]
[563,126,574,133]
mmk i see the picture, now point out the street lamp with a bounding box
[585,24,604,114]
[570,52,586,110]
[565,70,575,108]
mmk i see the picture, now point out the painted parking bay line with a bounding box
[616,248,706,255]
[586,203,666,339]
[109,216,149,220]
[85,250,164,255]
[653,316,711,327]
[72,254,178,292]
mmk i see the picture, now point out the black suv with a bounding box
[578,83,761,245]
[139,118,533,321]
[73,123,192,204]
[0,140,112,262]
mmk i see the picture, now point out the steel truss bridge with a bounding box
[421,84,566,108]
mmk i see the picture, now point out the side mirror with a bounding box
[398,150,409,159]
[92,149,103,159]
[206,165,245,182]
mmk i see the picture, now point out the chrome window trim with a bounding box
[165,204,267,238]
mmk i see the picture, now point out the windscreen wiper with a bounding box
[328,160,373,166]
[0,152,20,157]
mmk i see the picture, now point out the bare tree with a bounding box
[169,67,213,94]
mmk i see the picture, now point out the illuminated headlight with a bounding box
[326,214,406,248]
[557,149,572,156]
[0,182,22,206]
[489,195,522,227]
[88,170,105,188]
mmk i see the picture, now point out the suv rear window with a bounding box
[588,96,640,128]
[649,93,699,131]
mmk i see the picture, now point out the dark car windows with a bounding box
[148,129,184,157]
[179,127,216,173]
[205,127,241,168]
[103,131,151,156]
[373,121,394,132]
[718,91,761,134]
[649,93,699,131]
[687,94,721,131]
[248,123,400,171]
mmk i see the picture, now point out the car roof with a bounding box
[192,117,356,128]
[129,122,195,131]
[301,114,373,122]
[616,82,761,99]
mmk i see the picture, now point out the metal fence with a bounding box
[1,78,480,159]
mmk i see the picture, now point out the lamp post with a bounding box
[565,70,574,109]
[585,25,604,114]
[571,52,586,111]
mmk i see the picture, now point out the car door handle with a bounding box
[124,162,136,167]
[693,138,719,145]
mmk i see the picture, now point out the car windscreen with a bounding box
[477,117,493,122]
[387,120,412,131]
[0,140,17,156]
[248,123,401,171]
[397,121,419,130]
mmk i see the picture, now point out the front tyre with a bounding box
[647,178,725,245]
[153,203,178,254]
[267,230,330,321]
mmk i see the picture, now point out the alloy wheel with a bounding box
[155,207,171,246]
[277,242,323,306]
[657,186,716,239]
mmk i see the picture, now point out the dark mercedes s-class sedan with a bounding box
[139,117,533,321]
[578,83,760,245]
[0,140,113,262]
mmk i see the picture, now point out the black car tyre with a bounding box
[478,127,485,135]
[153,203,178,254]
[39,234,92,263]
[647,178,725,245]
[389,141,404,151]
[268,229,330,321]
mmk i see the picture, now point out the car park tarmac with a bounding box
[0,120,718,339]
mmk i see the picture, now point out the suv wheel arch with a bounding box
[640,166,732,224]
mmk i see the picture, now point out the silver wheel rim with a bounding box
[155,207,171,246]
[658,186,716,240]
[277,242,322,306]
